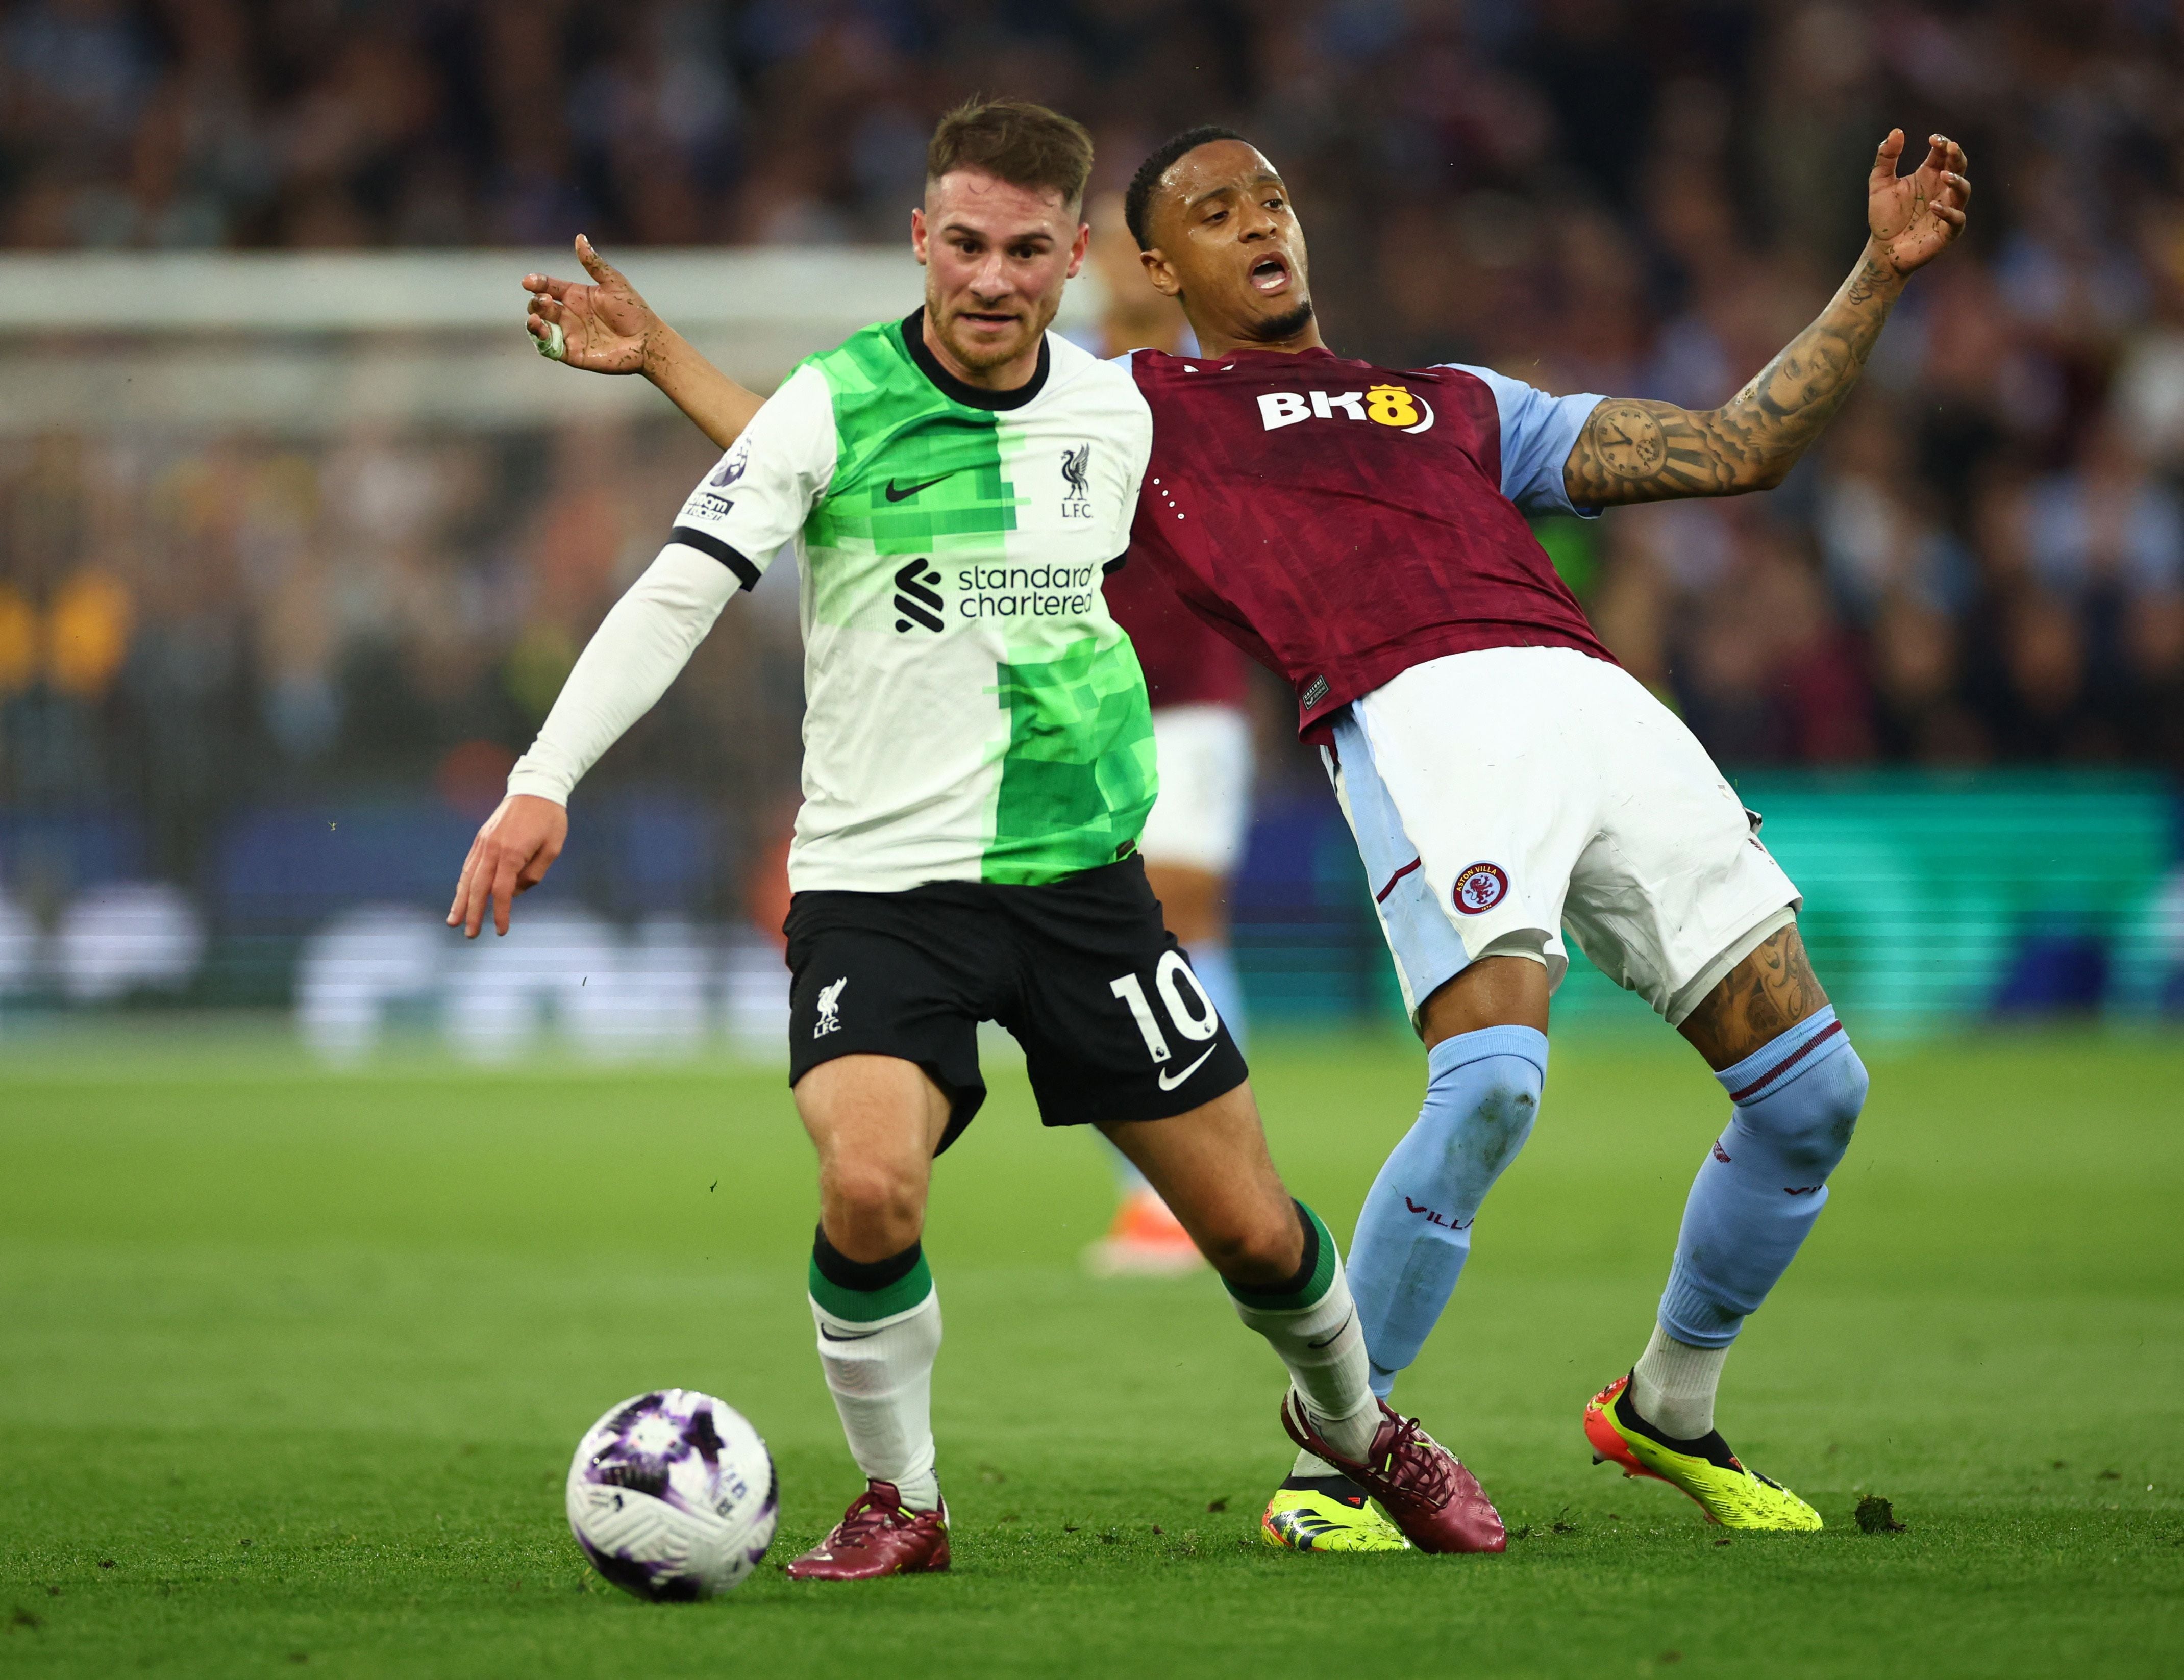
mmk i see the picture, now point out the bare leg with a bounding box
[1677,923,1831,1069]
[1098,1079,1300,1288]
[1091,861,1240,1277]
[1106,1079,1383,1462]
[795,1053,952,1261]
[1142,861,1226,949]
[1417,953,1551,1045]
[791,1054,955,1514]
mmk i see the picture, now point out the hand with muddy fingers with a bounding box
[523,235,659,374]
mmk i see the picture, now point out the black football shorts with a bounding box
[783,855,1249,1152]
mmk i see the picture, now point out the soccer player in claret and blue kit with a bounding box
[1111,123,1970,1542]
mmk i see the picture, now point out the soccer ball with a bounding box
[565,1388,779,1600]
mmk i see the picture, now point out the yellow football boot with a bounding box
[1584,1374,1823,1532]
[1260,1475,1411,1552]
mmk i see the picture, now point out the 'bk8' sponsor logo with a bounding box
[1257,384,1434,434]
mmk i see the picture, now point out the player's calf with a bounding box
[1657,1004,1870,1358]
[1108,1085,1499,1553]
[788,1051,958,1579]
[1346,1020,1548,1398]
[1099,1083,1301,1286]
[1109,1092,1373,1448]
[1602,993,1867,1524]
[1619,923,1871,1449]
[1592,929,1864,1529]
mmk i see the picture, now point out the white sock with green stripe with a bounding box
[1226,1202,1380,1466]
[808,1229,944,1513]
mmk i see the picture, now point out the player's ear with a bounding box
[1139,244,1181,299]
[1066,218,1090,280]
[910,204,929,265]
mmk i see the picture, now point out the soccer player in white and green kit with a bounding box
[447,101,1504,1579]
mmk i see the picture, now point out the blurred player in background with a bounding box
[483,99,1505,1570]
[1077,191,1258,1278]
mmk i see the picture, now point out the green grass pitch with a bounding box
[3,1028,2180,1677]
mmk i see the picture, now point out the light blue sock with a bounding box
[1348,1025,1548,1399]
[1189,943,1247,1052]
[1658,1007,1870,1348]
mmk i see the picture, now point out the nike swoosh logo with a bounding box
[884,472,954,502]
[818,1325,881,1341]
[1305,1311,1354,1351]
[1156,1044,1219,1092]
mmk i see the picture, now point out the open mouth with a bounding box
[1249,255,1291,294]
[958,310,1020,332]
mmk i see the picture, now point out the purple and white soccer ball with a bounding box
[565,1388,778,1601]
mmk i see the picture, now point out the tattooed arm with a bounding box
[1563,130,1970,508]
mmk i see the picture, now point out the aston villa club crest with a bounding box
[1452,862,1508,915]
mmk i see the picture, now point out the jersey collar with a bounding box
[900,308,1050,411]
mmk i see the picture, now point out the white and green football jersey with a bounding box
[673,311,1157,894]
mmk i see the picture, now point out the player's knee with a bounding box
[1745,1038,1869,1178]
[1203,1201,1306,1289]
[1202,1223,1281,1285]
[1436,1055,1542,1181]
[823,1158,927,1247]
[1414,1045,1543,1206]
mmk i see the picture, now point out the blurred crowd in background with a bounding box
[5,0,2184,1005]
[0,420,796,882]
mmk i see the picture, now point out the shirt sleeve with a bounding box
[503,546,738,804]
[502,364,838,804]
[1444,364,1605,519]
[664,361,838,586]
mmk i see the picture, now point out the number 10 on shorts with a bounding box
[1110,951,1221,1063]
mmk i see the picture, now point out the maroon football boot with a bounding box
[784,1481,952,1581]
[1280,1392,1506,1554]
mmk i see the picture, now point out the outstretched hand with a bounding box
[447,794,569,938]
[1868,129,1970,279]
[524,235,658,374]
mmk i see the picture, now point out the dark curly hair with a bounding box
[1123,125,1252,248]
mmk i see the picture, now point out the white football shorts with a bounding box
[1325,646,1800,1028]
[1137,704,1255,875]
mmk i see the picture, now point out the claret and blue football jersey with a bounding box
[1117,346,1617,738]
